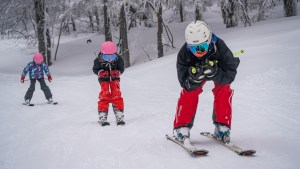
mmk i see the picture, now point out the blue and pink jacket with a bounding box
[21,61,51,79]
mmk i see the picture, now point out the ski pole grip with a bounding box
[233,49,245,57]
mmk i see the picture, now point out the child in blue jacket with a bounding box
[21,53,54,105]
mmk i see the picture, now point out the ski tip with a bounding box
[239,150,256,156]
[165,134,173,139]
[192,150,209,156]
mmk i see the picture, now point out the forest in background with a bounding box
[0,0,298,67]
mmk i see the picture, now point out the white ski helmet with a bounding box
[185,21,212,45]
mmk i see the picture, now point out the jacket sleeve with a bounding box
[21,63,31,77]
[42,63,51,76]
[177,52,189,89]
[116,56,125,74]
[92,58,101,75]
[206,39,240,84]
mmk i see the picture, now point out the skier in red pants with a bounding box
[173,21,240,143]
[93,41,125,126]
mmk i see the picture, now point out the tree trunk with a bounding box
[179,0,184,22]
[46,28,52,65]
[195,5,202,20]
[103,0,112,41]
[22,8,29,32]
[34,0,47,64]
[157,3,164,58]
[71,15,76,31]
[54,19,64,61]
[94,7,100,32]
[119,4,130,68]
[221,0,238,28]
[257,0,266,21]
[284,0,297,17]
[88,11,94,32]
[244,0,248,13]
[238,0,251,27]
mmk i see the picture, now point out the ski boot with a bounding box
[98,112,110,126]
[214,123,230,143]
[24,99,31,105]
[114,110,125,126]
[174,127,190,142]
[47,97,53,104]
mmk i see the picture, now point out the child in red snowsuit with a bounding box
[93,41,125,126]
[173,21,240,143]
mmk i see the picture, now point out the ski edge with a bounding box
[200,132,256,156]
[166,134,209,156]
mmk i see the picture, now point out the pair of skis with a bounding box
[98,121,125,126]
[23,102,58,106]
[166,132,256,157]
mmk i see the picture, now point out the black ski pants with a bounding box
[24,78,52,101]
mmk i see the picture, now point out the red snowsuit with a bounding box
[174,81,233,128]
[93,53,125,113]
[98,80,124,112]
[174,34,239,129]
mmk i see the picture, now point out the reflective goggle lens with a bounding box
[188,42,209,57]
[102,54,117,62]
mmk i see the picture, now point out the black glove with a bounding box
[203,60,218,78]
[183,65,205,91]
[188,65,205,83]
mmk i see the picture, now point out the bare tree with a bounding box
[284,0,297,17]
[179,0,184,22]
[103,0,112,41]
[157,3,164,58]
[94,6,100,32]
[119,4,130,68]
[221,0,239,28]
[70,16,76,32]
[88,11,94,32]
[238,0,251,27]
[34,0,52,65]
[195,4,202,20]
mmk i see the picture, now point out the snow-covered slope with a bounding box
[1,8,300,169]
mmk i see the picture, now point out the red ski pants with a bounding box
[98,80,124,113]
[174,81,233,129]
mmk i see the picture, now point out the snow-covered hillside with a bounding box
[1,5,300,169]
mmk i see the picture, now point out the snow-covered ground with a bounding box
[1,4,300,169]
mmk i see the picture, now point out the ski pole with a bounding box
[208,49,245,66]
